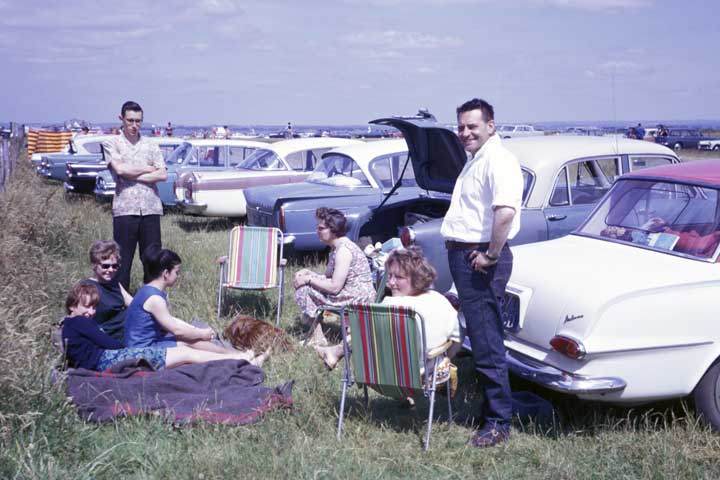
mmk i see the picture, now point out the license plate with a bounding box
[501,292,520,332]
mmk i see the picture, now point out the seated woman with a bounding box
[293,207,376,346]
[62,281,265,371]
[86,240,132,341]
[315,246,461,371]
[124,247,240,354]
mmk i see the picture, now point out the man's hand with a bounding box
[468,250,497,273]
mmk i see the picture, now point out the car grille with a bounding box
[500,292,521,332]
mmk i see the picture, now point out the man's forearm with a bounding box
[136,168,167,184]
[487,206,515,257]
[110,160,155,179]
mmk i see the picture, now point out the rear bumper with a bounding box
[506,349,626,395]
[177,199,208,215]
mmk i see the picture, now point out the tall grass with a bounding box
[2,156,720,479]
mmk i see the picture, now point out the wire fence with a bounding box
[0,123,25,193]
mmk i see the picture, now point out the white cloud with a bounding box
[584,59,652,78]
[341,31,463,50]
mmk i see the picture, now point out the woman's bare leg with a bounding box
[314,343,344,370]
[165,346,259,368]
[184,339,246,354]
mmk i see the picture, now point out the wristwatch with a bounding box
[485,251,499,262]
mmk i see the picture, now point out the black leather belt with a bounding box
[445,240,488,251]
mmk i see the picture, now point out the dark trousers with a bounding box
[448,243,513,429]
[113,214,162,291]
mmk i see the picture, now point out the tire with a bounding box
[693,360,720,431]
[713,145,720,151]
[673,142,683,150]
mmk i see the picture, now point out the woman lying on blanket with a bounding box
[86,240,132,341]
[124,247,254,355]
[62,281,267,371]
[315,246,462,371]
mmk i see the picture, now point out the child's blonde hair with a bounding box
[65,280,100,314]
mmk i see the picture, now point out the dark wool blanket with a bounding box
[66,359,293,424]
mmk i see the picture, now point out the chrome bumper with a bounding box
[506,350,626,394]
[177,200,207,214]
[63,182,75,192]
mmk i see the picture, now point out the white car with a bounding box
[501,159,720,429]
[496,124,544,138]
[178,137,362,217]
[698,139,720,151]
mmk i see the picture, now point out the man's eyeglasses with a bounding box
[99,263,120,270]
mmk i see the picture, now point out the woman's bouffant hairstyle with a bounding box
[65,280,100,314]
[142,246,182,281]
[89,240,121,265]
[316,207,348,237]
[385,246,437,294]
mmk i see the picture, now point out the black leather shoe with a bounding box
[469,426,510,448]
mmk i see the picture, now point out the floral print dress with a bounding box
[294,237,376,317]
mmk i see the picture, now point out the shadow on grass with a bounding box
[173,216,240,233]
[221,291,274,319]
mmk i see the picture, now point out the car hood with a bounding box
[509,234,719,355]
[370,117,466,193]
[245,182,378,212]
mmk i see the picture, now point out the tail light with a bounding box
[549,335,586,360]
[278,206,286,230]
[399,226,415,247]
[443,291,460,311]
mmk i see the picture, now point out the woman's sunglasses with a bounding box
[99,263,120,270]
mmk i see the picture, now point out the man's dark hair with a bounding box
[315,207,348,237]
[456,98,494,122]
[121,101,143,117]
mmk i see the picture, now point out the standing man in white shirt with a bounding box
[103,101,168,290]
[441,98,523,447]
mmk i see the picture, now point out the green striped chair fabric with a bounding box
[218,226,285,325]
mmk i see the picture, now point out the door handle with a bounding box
[547,215,567,221]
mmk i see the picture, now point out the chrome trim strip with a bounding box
[506,350,626,394]
[589,340,713,356]
[177,200,207,213]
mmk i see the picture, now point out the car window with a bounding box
[629,156,675,171]
[284,151,307,171]
[228,146,256,167]
[595,157,621,183]
[84,142,103,154]
[369,152,414,188]
[521,169,533,204]
[550,159,613,206]
[166,143,195,166]
[158,144,179,161]
[235,148,284,170]
[581,179,720,260]
[198,146,221,167]
[307,153,371,187]
[550,168,570,206]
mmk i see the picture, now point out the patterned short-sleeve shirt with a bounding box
[103,134,165,217]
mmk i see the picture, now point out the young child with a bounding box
[61,280,268,371]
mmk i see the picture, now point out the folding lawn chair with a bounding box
[337,303,453,451]
[217,226,286,326]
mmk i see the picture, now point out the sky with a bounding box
[1,0,718,125]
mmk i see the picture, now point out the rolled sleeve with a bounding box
[489,154,523,211]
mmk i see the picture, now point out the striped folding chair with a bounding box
[217,226,286,326]
[337,303,453,451]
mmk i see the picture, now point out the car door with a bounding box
[544,157,618,240]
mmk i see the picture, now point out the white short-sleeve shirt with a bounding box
[440,134,523,243]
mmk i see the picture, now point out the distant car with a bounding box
[698,138,720,151]
[94,138,266,205]
[64,138,183,194]
[561,126,604,136]
[499,159,720,430]
[244,139,419,251]
[655,128,704,150]
[496,124,544,138]
[366,116,680,292]
[178,137,362,217]
[37,134,117,180]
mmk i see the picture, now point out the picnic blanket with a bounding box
[66,359,293,424]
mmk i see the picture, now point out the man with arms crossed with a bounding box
[104,101,168,291]
[441,98,523,447]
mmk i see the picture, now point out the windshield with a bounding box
[307,153,371,187]
[579,178,720,261]
[165,143,196,166]
[235,148,285,170]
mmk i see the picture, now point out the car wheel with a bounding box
[694,360,720,431]
[713,145,720,151]
[673,142,683,150]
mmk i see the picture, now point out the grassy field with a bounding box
[2,153,720,479]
